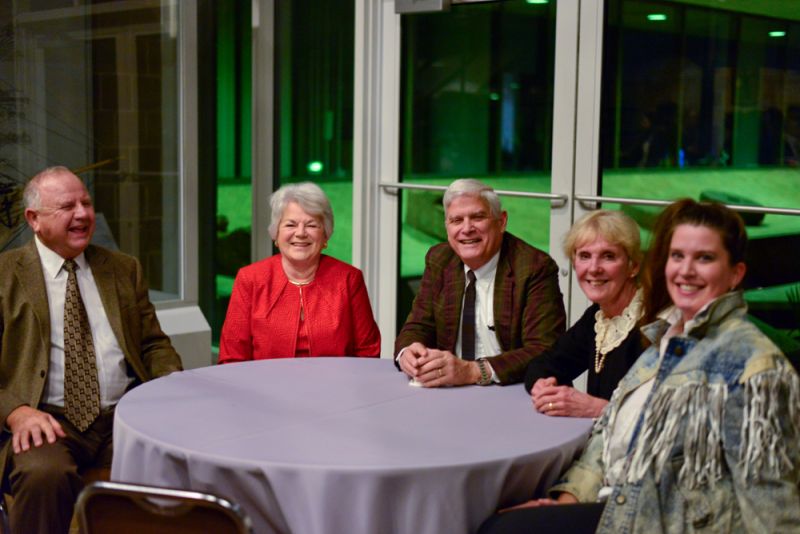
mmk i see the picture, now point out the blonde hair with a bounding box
[563,210,642,266]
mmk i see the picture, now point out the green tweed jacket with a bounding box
[395,232,566,384]
[0,240,183,481]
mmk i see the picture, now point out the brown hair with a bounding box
[641,198,747,324]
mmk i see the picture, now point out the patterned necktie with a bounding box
[461,270,477,361]
[63,259,101,432]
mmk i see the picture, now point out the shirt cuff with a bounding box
[482,358,501,384]
[396,347,407,362]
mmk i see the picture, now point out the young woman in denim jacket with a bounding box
[479,199,800,533]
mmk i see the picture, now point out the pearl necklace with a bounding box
[593,288,643,374]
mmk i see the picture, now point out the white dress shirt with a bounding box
[455,251,502,360]
[36,237,133,409]
[452,252,501,382]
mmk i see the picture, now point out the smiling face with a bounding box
[445,195,507,271]
[666,224,746,322]
[573,236,639,316]
[275,201,327,268]
[24,171,96,259]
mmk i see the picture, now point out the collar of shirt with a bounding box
[34,235,88,278]
[463,250,500,283]
[657,297,717,351]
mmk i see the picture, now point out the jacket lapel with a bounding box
[493,235,514,351]
[86,246,127,356]
[441,256,465,352]
[16,241,50,347]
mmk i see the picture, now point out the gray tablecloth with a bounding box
[112,359,592,534]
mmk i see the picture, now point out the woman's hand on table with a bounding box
[531,378,608,418]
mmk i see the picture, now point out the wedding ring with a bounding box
[438,368,444,378]
[548,402,553,410]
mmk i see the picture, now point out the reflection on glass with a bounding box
[600,0,800,360]
[602,1,800,172]
[399,0,557,328]
[0,2,180,300]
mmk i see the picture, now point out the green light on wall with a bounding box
[647,13,667,21]
[769,31,786,38]
[525,0,549,4]
[307,161,324,174]
[489,92,500,101]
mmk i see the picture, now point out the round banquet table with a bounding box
[111,359,593,534]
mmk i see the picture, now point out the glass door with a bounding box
[393,0,563,329]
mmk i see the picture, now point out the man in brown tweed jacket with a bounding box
[0,166,182,533]
[395,179,565,387]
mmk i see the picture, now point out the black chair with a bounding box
[75,481,252,534]
[0,497,9,534]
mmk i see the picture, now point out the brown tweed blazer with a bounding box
[395,232,566,384]
[0,240,182,481]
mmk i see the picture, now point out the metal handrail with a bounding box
[378,181,569,207]
[377,183,800,216]
[574,194,800,217]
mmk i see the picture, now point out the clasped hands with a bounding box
[398,342,479,387]
[531,377,608,418]
[6,405,66,454]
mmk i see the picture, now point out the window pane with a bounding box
[600,0,800,358]
[275,0,354,264]
[399,0,557,329]
[0,1,181,300]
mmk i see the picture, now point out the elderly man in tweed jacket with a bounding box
[0,167,182,533]
[395,179,565,387]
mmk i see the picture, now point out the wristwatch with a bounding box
[476,358,492,386]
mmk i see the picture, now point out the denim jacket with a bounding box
[551,292,800,533]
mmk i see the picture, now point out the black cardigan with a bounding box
[523,303,643,400]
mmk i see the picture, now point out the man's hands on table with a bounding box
[399,342,481,387]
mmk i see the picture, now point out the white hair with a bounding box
[268,182,334,240]
[23,165,75,210]
[442,178,502,218]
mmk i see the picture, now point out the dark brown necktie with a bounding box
[461,270,476,360]
[63,259,101,432]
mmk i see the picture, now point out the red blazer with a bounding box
[219,254,381,362]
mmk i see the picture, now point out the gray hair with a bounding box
[268,182,334,240]
[23,165,75,210]
[442,178,503,218]
[563,210,643,267]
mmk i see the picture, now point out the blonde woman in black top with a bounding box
[525,210,643,418]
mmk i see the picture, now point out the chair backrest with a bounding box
[75,481,252,534]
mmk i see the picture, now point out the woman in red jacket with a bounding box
[219,182,381,361]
